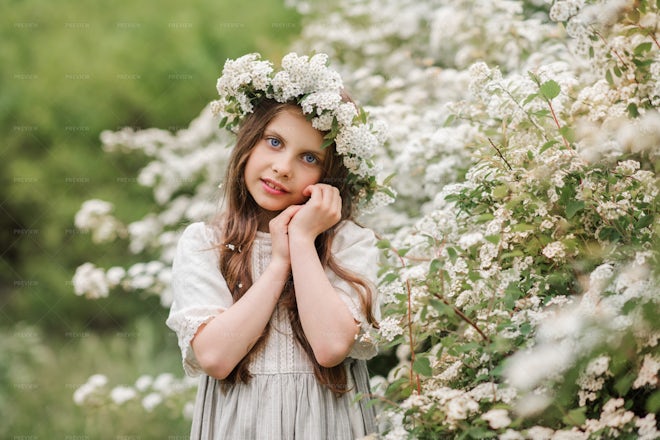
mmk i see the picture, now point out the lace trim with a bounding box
[338,292,378,360]
[167,306,224,376]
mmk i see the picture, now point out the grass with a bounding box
[1,318,193,438]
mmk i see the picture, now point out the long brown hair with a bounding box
[212,98,379,395]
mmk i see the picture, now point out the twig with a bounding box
[488,138,513,171]
[432,292,491,342]
[382,238,422,394]
[546,99,571,149]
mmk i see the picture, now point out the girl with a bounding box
[166,53,393,439]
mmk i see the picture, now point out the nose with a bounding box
[271,155,292,178]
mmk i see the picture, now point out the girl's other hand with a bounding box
[288,183,342,241]
[268,204,302,266]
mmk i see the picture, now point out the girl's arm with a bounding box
[288,184,360,367]
[191,206,300,379]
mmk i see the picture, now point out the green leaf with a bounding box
[485,234,500,245]
[429,258,442,275]
[446,246,458,263]
[605,69,614,85]
[504,285,523,308]
[522,92,539,105]
[476,213,495,223]
[559,125,575,143]
[646,390,660,413]
[614,372,636,395]
[431,298,453,315]
[376,239,391,249]
[382,173,396,186]
[520,322,532,336]
[540,80,560,100]
[565,200,585,219]
[540,140,558,154]
[627,103,640,118]
[492,185,509,199]
[635,214,653,229]
[321,137,334,149]
[511,223,535,232]
[634,41,653,55]
[413,356,433,377]
[501,250,524,259]
[562,407,587,426]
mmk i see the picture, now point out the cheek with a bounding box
[303,168,324,185]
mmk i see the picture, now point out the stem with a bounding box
[381,237,422,394]
[488,138,513,170]
[642,26,660,49]
[546,98,571,149]
[594,29,631,71]
[432,292,491,342]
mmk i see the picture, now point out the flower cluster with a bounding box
[73,372,197,418]
[210,52,395,212]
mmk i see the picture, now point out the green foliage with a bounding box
[1,0,300,330]
[1,319,187,438]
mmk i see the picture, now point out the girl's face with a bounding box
[244,107,326,222]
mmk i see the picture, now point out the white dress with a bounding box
[166,221,381,439]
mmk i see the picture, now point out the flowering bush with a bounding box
[73,0,659,438]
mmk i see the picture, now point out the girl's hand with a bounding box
[288,183,342,242]
[268,204,302,266]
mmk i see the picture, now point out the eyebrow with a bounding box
[264,129,327,159]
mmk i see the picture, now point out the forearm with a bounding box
[289,237,358,367]
[191,260,289,379]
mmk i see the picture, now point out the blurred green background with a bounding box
[1,0,301,436]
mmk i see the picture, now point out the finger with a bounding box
[303,184,323,204]
[269,205,302,232]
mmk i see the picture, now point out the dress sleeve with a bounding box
[165,222,234,377]
[325,221,381,360]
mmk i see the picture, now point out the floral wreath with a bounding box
[210,52,395,212]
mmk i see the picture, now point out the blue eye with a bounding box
[302,153,318,164]
[267,137,281,148]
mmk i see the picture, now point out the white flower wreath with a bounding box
[210,52,395,212]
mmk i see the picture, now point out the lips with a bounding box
[260,178,289,195]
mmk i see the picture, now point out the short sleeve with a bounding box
[165,222,233,376]
[325,221,381,360]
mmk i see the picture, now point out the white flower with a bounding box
[74,199,113,229]
[439,360,462,382]
[134,374,153,392]
[614,159,640,176]
[212,52,392,211]
[105,266,126,287]
[88,374,108,387]
[73,263,109,299]
[152,373,175,393]
[635,413,659,440]
[110,385,137,405]
[482,408,512,429]
[379,316,404,342]
[311,112,334,131]
[633,354,659,389]
[542,241,566,261]
[458,231,483,249]
[142,392,163,412]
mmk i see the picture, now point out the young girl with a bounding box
[166,53,393,439]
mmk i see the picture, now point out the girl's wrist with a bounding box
[287,233,318,254]
[267,257,292,276]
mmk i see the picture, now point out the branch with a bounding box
[432,292,491,342]
[488,138,513,171]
